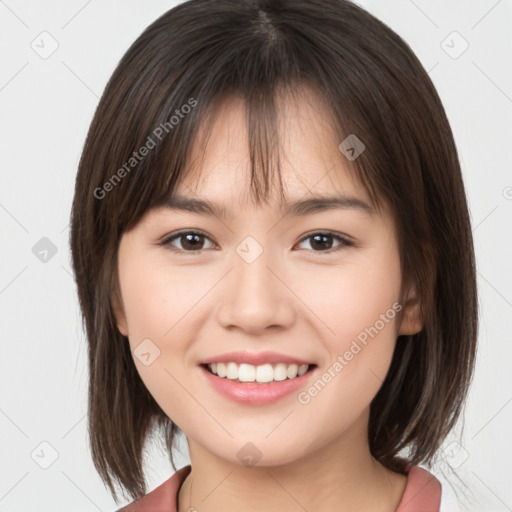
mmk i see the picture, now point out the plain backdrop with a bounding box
[1,1,511,510]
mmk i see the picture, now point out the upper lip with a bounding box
[199,351,314,367]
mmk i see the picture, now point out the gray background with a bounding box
[1,0,511,510]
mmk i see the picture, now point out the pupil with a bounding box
[183,234,202,250]
[311,234,332,250]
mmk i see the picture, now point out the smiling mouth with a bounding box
[200,362,317,384]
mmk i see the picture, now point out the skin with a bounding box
[113,86,423,512]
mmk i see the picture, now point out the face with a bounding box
[113,87,422,467]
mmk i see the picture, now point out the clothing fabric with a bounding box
[116,464,441,512]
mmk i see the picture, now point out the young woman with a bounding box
[69,1,478,511]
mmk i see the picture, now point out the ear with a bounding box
[111,289,129,337]
[398,285,423,336]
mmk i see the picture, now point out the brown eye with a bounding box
[162,231,215,252]
[296,232,353,252]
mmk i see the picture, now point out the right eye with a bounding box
[160,230,216,253]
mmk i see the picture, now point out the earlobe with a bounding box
[398,287,423,336]
[111,290,129,337]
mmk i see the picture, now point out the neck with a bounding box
[177,413,407,512]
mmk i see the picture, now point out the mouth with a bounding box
[200,362,317,383]
[199,362,318,405]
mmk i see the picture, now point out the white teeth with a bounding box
[216,362,227,377]
[298,364,308,376]
[256,364,274,383]
[206,362,312,382]
[287,364,298,379]
[239,363,256,382]
[226,362,238,379]
[274,363,288,381]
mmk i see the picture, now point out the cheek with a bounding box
[119,255,206,342]
[118,259,204,427]
[294,250,401,346]
[293,249,401,407]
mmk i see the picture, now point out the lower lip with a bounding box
[199,365,317,405]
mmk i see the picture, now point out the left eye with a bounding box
[296,231,353,252]
[160,230,352,253]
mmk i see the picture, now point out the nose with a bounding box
[215,246,296,335]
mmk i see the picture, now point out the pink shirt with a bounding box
[117,464,441,512]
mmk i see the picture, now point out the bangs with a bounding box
[98,9,390,234]
[147,83,385,217]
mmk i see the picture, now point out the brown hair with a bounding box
[69,0,478,503]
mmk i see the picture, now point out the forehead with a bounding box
[176,86,372,213]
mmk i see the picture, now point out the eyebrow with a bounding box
[154,193,375,219]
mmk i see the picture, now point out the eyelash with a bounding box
[159,229,354,254]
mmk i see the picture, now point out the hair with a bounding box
[69,0,478,503]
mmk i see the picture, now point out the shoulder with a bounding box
[396,465,442,512]
[115,465,192,512]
